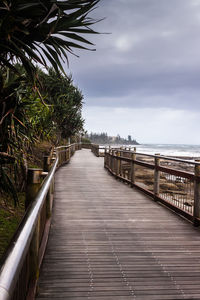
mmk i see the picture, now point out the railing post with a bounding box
[130,148,136,186]
[108,147,111,169]
[120,151,122,176]
[62,149,64,164]
[43,156,52,218]
[154,154,160,200]
[110,147,112,169]
[46,187,52,219]
[193,161,200,226]
[111,149,113,171]
[117,151,120,176]
[60,149,63,165]
[104,148,108,168]
[111,150,114,172]
[29,216,40,283]
[26,170,42,287]
[25,169,42,210]
[113,150,116,174]
[69,146,71,160]
[43,156,50,172]
[25,168,42,286]
[51,150,57,166]
[64,147,67,162]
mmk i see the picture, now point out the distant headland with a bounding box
[83,132,139,145]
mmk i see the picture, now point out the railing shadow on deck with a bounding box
[0,143,81,300]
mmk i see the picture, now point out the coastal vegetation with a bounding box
[0,0,100,259]
[84,132,139,145]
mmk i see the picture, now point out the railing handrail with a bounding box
[128,151,199,166]
[0,156,58,300]
[110,151,200,166]
[0,143,82,300]
[105,148,200,166]
[56,143,77,150]
[90,143,200,166]
[104,149,200,225]
[108,153,195,177]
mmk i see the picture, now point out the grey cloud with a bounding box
[68,0,200,111]
[72,62,200,109]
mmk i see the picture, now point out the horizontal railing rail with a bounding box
[90,144,107,157]
[90,144,137,158]
[104,148,200,226]
[0,144,80,300]
[81,143,92,149]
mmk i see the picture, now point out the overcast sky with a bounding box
[67,0,200,144]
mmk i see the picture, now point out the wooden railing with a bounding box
[104,148,200,226]
[91,144,106,157]
[90,144,135,158]
[0,143,81,300]
[81,143,92,149]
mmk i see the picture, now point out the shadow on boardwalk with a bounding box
[36,149,200,300]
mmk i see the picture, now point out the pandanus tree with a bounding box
[38,68,84,143]
[0,67,52,204]
[0,0,100,78]
[0,0,100,150]
[0,0,101,204]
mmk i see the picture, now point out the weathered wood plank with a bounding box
[36,149,200,300]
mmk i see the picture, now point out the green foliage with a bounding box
[0,67,51,152]
[0,193,25,259]
[0,0,101,258]
[38,68,84,143]
[0,67,49,205]
[0,66,85,204]
[0,65,84,151]
[81,137,91,144]
[0,0,101,206]
[0,165,18,206]
[0,0,100,80]
[86,132,139,145]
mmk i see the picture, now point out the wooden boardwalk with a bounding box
[36,149,200,300]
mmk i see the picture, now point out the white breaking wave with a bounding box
[131,144,200,157]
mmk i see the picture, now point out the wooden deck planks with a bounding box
[36,149,200,300]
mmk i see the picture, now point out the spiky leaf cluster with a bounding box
[0,0,100,79]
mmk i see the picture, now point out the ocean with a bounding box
[101,144,200,158]
[131,144,200,158]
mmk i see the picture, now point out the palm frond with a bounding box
[0,0,101,79]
